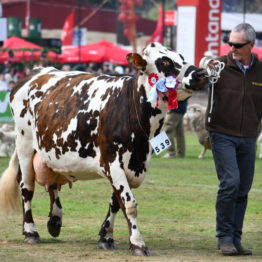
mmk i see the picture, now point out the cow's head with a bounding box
[127,42,208,91]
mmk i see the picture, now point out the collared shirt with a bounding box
[235,54,254,74]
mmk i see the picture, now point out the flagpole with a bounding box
[77,0,81,63]
[25,0,30,37]
[162,0,165,43]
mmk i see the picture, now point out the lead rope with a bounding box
[207,60,225,123]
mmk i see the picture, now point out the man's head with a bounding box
[229,23,256,65]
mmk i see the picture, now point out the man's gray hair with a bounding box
[232,23,256,42]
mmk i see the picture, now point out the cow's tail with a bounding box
[0,150,21,218]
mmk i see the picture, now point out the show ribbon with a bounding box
[147,75,178,110]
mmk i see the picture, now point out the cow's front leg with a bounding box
[98,192,120,250]
[110,173,150,256]
[47,185,63,237]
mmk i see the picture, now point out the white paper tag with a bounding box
[150,131,172,155]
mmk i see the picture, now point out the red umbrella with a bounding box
[0,36,58,63]
[59,40,130,65]
[220,43,262,59]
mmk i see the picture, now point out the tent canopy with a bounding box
[3,36,42,50]
[59,40,131,65]
[0,36,58,63]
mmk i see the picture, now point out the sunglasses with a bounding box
[228,41,250,49]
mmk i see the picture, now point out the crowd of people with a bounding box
[0,60,137,91]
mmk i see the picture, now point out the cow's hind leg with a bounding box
[16,149,40,243]
[47,185,63,237]
[110,172,150,256]
[98,192,120,250]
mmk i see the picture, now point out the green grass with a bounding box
[0,132,262,262]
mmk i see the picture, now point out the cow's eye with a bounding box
[161,60,170,67]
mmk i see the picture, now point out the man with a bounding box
[163,100,187,158]
[205,23,262,256]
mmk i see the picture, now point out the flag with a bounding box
[148,5,163,43]
[61,12,75,46]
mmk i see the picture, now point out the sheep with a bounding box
[185,104,211,158]
[0,123,15,157]
[257,131,262,159]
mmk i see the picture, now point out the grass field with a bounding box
[0,132,262,262]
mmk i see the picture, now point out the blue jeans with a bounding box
[209,132,256,243]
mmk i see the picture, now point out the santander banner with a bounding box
[176,0,222,66]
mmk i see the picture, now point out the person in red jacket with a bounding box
[205,23,262,256]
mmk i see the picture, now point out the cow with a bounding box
[0,42,213,256]
[186,104,211,158]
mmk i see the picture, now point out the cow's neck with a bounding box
[134,72,168,139]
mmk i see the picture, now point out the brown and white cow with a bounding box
[0,42,210,256]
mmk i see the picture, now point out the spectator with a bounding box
[8,80,16,90]
[0,73,8,91]
[101,62,111,74]
[162,100,188,158]
[114,66,124,75]
[61,64,72,71]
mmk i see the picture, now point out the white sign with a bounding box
[150,131,171,155]
[73,28,87,46]
[0,18,7,41]
[176,6,196,65]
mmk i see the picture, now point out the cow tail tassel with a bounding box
[0,150,21,218]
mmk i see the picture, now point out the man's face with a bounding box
[229,31,254,64]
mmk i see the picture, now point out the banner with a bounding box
[0,91,13,122]
[61,12,75,46]
[177,0,222,65]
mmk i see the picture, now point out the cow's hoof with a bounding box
[98,238,115,250]
[24,236,40,244]
[47,216,62,237]
[130,245,151,256]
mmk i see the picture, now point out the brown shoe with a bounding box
[218,241,238,256]
[234,242,252,255]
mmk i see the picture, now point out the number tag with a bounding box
[149,131,172,155]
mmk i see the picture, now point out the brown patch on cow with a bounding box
[97,75,123,83]
[20,99,29,118]
[10,69,41,102]
[35,91,43,98]
[32,73,97,158]
[21,130,24,135]
[30,74,56,90]
[101,88,114,101]
[28,120,31,126]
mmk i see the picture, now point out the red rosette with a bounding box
[148,73,159,86]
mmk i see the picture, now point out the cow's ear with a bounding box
[126,53,147,70]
